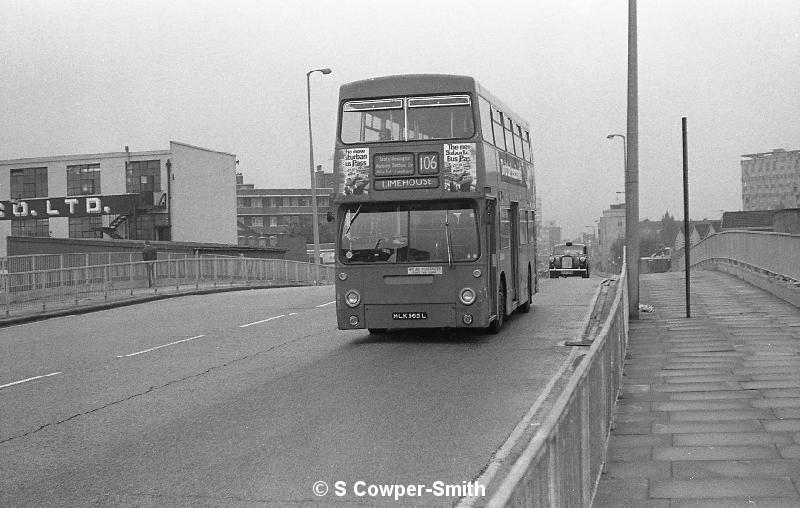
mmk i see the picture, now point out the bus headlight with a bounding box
[462,314,473,325]
[580,256,587,262]
[459,287,476,305]
[344,289,361,308]
[349,315,359,326]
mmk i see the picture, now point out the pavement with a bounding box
[593,270,800,507]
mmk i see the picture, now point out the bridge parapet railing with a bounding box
[0,256,335,315]
[672,231,800,282]
[481,258,629,507]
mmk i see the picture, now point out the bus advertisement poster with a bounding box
[499,152,527,187]
[339,147,371,196]
[444,143,477,192]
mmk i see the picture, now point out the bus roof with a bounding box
[339,74,529,130]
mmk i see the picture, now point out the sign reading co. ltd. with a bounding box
[0,194,138,220]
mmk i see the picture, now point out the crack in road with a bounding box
[0,340,294,445]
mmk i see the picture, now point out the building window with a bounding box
[251,216,264,227]
[69,216,103,238]
[11,219,49,237]
[10,167,48,198]
[269,216,278,227]
[67,164,101,195]
[126,160,161,193]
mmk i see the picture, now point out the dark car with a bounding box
[549,242,590,278]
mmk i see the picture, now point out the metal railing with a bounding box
[672,230,800,282]
[486,258,629,507]
[0,256,335,315]
[0,251,189,274]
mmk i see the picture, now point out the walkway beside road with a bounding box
[594,270,800,507]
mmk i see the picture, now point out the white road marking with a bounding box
[315,301,336,308]
[0,372,62,390]
[116,335,206,358]
[239,315,285,328]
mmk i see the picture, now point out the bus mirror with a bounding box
[326,211,335,223]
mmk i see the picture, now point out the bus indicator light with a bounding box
[472,269,482,278]
[338,272,348,281]
[349,315,359,326]
[462,314,473,325]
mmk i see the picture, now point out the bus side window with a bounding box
[479,97,495,145]
[493,111,506,151]
[500,209,511,249]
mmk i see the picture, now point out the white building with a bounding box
[597,203,626,268]
[0,141,238,255]
[741,148,800,210]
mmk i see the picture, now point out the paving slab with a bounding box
[649,477,797,499]
[673,432,793,446]
[652,421,764,434]
[672,459,800,480]
[670,499,800,508]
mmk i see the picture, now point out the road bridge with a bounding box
[0,275,603,506]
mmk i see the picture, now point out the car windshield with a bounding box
[553,245,585,256]
[340,201,479,263]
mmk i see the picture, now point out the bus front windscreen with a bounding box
[340,95,474,143]
[340,201,479,263]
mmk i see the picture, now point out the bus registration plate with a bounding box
[392,312,428,320]
[407,266,443,275]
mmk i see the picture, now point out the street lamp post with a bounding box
[306,67,332,266]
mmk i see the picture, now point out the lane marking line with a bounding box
[0,372,62,390]
[116,335,206,358]
[316,301,336,308]
[239,315,285,328]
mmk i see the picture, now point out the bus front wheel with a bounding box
[488,281,506,334]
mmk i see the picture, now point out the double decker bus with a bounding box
[331,74,537,333]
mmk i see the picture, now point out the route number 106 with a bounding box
[418,152,439,174]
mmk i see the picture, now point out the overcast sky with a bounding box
[1,0,798,238]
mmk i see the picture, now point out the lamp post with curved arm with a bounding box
[307,68,332,266]
[606,134,627,177]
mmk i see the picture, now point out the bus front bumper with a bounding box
[338,303,485,329]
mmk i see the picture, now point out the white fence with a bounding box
[672,230,800,282]
[0,255,335,315]
[484,260,629,507]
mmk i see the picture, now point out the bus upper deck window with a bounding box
[407,95,474,141]
[341,99,404,144]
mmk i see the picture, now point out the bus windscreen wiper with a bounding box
[344,204,363,236]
